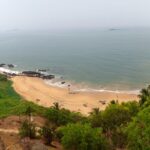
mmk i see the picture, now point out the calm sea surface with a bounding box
[0,28,150,91]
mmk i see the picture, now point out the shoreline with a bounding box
[44,79,140,94]
[11,76,139,115]
[0,66,143,94]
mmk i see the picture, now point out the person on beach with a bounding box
[68,84,71,93]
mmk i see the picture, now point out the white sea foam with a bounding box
[0,67,20,74]
[0,66,141,94]
[75,88,140,94]
[44,79,140,94]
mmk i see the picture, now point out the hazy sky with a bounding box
[0,0,150,30]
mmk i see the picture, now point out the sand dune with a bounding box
[12,76,139,115]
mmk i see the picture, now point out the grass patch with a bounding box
[0,74,48,118]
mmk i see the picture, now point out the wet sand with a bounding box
[12,76,139,115]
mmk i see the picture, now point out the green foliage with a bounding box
[0,99,47,118]
[19,120,36,139]
[90,103,132,131]
[102,104,131,131]
[111,127,127,149]
[0,74,7,81]
[45,103,85,126]
[121,101,140,116]
[0,74,48,118]
[0,80,20,100]
[58,123,109,150]
[89,108,100,115]
[126,106,150,150]
[139,85,150,106]
[40,125,54,145]
[1,73,150,149]
[89,102,138,149]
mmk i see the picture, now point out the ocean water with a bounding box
[0,28,150,91]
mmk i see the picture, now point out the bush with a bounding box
[58,123,110,150]
[121,101,139,116]
[101,104,131,131]
[0,74,7,81]
[90,103,131,131]
[126,106,150,150]
[45,103,84,126]
[40,125,54,145]
[19,120,36,139]
[139,85,150,106]
[111,127,127,149]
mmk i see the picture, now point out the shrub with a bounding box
[90,103,131,131]
[111,126,127,149]
[19,120,36,139]
[101,104,131,131]
[0,74,7,81]
[126,106,150,150]
[45,103,84,126]
[121,101,139,116]
[58,123,110,150]
[139,85,150,106]
[40,125,54,145]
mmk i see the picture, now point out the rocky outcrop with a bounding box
[41,75,55,80]
[22,71,55,79]
[22,71,41,77]
[8,64,15,68]
[0,64,15,68]
[0,64,6,67]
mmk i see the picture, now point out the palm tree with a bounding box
[52,102,60,110]
[139,85,150,105]
[24,106,33,122]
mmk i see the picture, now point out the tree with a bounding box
[58,123,110,150]
[40,125,54,145]
[45,103,84,126]
[90,103,131,131]
[111,126,127,149]
[121,101,139,116]
[19,120,36,139]
[52,102,60,110]
[89,109,102,128]
[24,105,34,122]
[139,85,150,106]
[126,106,150,150]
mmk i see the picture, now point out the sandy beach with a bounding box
[12,76,139,115]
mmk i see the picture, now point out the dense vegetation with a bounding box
[1,74,150,150]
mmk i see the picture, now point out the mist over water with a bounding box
[0,28,150,91]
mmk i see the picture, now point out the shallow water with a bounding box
[0,28,150,91]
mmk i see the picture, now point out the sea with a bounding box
[0,27,150,93]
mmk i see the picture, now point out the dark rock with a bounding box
[22,71,41,77]
[83,104,88,107]
[4,72,17,76]
[8,64,15,68]
[61,81,65,84]
[42,75,55,80]
[99,100,106,105]
[0,64,6,67]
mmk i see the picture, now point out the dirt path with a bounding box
[0,128,18,134]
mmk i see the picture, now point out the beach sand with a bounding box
[12,76,139,115]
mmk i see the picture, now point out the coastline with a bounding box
[11,76,139,115]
